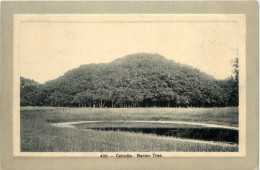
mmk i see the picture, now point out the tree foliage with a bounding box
[20,53,239,108]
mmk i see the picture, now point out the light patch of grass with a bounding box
[74,122,206,129]
[21,107,238,127]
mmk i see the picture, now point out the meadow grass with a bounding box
[20,107,238,152]
[21,107,238,126]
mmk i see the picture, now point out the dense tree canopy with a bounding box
[20,77,40,106]
[20,53,239,108]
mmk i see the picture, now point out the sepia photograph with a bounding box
[13,14,246,156]
[1,1,259,169]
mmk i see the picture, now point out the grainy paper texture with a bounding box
[1,1,259,170]
[14,14,246,157]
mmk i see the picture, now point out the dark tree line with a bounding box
[20,53,239,108]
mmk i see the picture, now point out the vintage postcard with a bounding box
[13,14,246,157]
[1,1,258,170]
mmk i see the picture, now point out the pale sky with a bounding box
[19,15,241,84]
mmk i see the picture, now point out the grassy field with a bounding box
[22,107,238,126]
[21,107,239,152]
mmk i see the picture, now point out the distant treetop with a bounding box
[20,53,238,108]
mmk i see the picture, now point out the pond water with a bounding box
[74,122,238,144]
